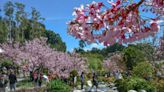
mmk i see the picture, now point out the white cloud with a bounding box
[83,43,105,51]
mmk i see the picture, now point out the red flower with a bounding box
[98,2,104,7]
[116,0,121,6]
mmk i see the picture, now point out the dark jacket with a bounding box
[9,74,17,84]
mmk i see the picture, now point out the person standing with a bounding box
[0,74,5,92]
[38,73,43,87]
[33,71,38,87]
[80,72,85,90]
[29,69,33,81]
[8,71,17,92]
[73,75,77,89]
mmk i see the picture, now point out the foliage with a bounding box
[47,79,72,92]
[86,72,92,79]
[134,43,155,61]
[82,53,103,71]
[79,40,86,48]
[101,43,125,57]
[0,59,18,70]
[155,79,164,92]
[115,77,156,92]
[77,43,124,58]
[123,45,146,69]
[0,18,7,43]
[99,77,115,83]
[70,70,78,77]
[132,62,154,79]
[17,79,34,88]
[43,30,66,52]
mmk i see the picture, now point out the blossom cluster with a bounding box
[68,0,163,46]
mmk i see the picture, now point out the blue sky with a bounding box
[0,0,163,51]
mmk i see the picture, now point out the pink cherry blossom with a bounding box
[0,38,88,78]
[68,0,163,46]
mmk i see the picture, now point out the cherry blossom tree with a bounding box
[68,0,163,46]
[0,37,87,78]
[103,53,126,72]
[155,37,164,60]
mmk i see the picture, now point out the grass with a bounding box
[16,79,34,88]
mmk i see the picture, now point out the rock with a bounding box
[108,83,115,87]
[73,90,82,92]
[112,87,117,90]
[140,89,147,92]
[87,80,92,87]
[128,90,137,92]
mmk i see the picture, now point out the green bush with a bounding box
[17,80,34,88]
[99,76,115,83]
[47,79,72,92]
[123,46,146,70]
[115,77,156,92]
[0,59,18,69]
[82,53,103,71]
[154,79,164,92]
[70,70,78,77]
[132,62,154,79]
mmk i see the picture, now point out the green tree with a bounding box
[79,40,86,48]
[101,43,125,57]
[132,62,154,79]
[82,53,103,71]
[31,7,45,39]
[4,1,15,42]
[0,18,8,43]
[15,2,28,42]
[43,30,66,52]
[123,45,146,70]
[135,43,154,61]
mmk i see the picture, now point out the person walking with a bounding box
[8,71,17,92]
[80,72,85,90]
[90,72,98,92]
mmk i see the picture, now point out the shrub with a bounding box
[86,72,92,79]
[0,59,18,70]
[17,79,34,88]
[70,70,78,77]
[115,77,156,92]
[123,46,146,70]
[154,79,164,92]
[132,62,154,79]
[99,77,115,83]
[47,79,72,92]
